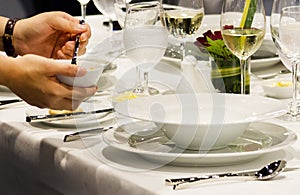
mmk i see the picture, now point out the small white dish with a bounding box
[56,59,104,87]
[262,79,293,99]
[103,122,297,166]
[26,102,115,128]
[114,93,287,150]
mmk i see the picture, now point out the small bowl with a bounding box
[56,59,104,87]
[262,79,293,99]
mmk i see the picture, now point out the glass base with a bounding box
[133,86,159,96]
[276,113,300,122]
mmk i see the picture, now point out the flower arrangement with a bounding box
[193,0,257,94]
[195,27,237,62]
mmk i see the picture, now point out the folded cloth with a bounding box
[176,55,215,93]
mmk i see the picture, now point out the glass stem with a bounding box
[239,58,247,94]
[180,41,186,62]
[290,60,299,117]
[143,71,150,96]
[81,4,87,20]
[133,66,143,94]
[109,19,113,32]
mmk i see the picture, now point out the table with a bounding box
[1,15,300,195]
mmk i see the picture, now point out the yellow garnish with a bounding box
[48,108,83,115]
[240,0,252,28]
[272,81,292,87]
[112,91,139,102]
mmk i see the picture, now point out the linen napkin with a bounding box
[176,55,215,93]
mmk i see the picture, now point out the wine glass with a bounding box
[161,0,204,62]
[114,0,127,28]
[271,0,300,119]
[76,0,91,20]
[220,0,266,94]
[93,0,118,31]
[123,0,168,96]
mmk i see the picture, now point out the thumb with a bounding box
[51,12,88,35]
[52,60,87,77]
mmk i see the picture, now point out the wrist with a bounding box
[0,17,9,51]
[0,55,16,86]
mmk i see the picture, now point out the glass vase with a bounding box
[210,57,250,94]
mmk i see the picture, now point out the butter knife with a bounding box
[26,107,114,122]
[63,126,114,142]
[0,99,23,109]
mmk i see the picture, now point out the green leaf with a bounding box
[243,0,258,28]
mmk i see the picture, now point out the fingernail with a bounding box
[77,24,87,30]
[80,34,87,41]
[77,67,87,76]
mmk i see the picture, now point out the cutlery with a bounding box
[63,126,114,142]
[26,107,114,122]
[0,99,23,109]
[165,160,286,190]
[71,19,85,65]
[128,129,171,147]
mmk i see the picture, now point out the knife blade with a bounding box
[63,126,114,142]
[0,99,23,109]
[26,107,114,123]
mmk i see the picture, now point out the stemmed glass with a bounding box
[93,0,118,31]
[76,0,91,20]
[271,0,300,120]
[123,0,168,96]
[220,0,266,94]
[161,0,204,62]
[114,0,127,28]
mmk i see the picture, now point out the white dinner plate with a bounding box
[103,122,297,166]
[26,102,115,128]
[164,15,280,70]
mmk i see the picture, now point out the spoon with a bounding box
[165,160,286,190]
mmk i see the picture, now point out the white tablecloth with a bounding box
[1,15,300,195]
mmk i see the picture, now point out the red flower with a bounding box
[195,25,236,61]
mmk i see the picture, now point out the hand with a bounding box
[4,54,97,110]
[13,11,91,59]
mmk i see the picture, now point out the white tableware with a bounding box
[114,93,287,150]
[262,79,293,99]
[56,59,104,87]
[103,122,297,166]
[26,102,115,128]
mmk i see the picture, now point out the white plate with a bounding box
[165,15,280,70]
[103,122,297,166]
[26,102,115,128]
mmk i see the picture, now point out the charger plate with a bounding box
[103,122,297,166]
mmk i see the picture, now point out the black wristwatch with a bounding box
[2,18,19,57]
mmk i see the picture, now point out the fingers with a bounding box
[57,38,88,58]
[51,86,97,110]
[50,60,87,77]
[54,12,92,41]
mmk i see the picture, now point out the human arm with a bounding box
[0,54,97,110]
[0,11,91,59]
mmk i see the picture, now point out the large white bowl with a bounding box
[114,93,287,150]
[56,59,104,87]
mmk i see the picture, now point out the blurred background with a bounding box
[0,0,274,19]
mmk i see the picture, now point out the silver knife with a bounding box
[0,99,23,109]
[63,126,114,142]
[26,107,114,122]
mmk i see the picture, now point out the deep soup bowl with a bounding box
[114,93,287,150]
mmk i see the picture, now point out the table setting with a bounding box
[1,0,300,194]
